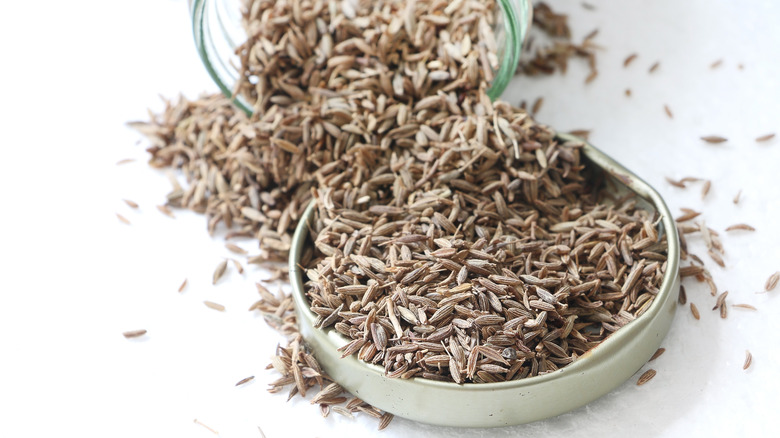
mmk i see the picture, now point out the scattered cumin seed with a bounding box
[710,59,723,69]
[235,376,255,386]
[116,213,131,225]
[194,419,218,435]
[733,190,742,204]
[701,180,711,199]
[122,329,147,338]
[231,258,245,274]
[583,28,599,41]
[123,199,139,209]
[725,224,755,232]
[743,350,752,370]
[157,204,175,218]
[676,208,701,222]
[204,301,225,312]
[649,62,660,73]
[585,70,598,84]
[649,348,666,362]
[225,243,247,254]
[178,278,188,293]
[664,105,673,119]
[755,133,775,143]
[623,53,638,68]
[637,369,656,385]
[690,303,700,320]
[665,177,685,188]
[732,303,757,311]
[531,97,543,116]
[678,285,687,305]
[116,158,135,165]
[625,88,632,97]
[378,413,394,430]
[568,129,591,139]
[764,271,780,292]
[701,135,727,144]
[212,259,228,284]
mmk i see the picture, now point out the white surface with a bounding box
[1,1,779,437]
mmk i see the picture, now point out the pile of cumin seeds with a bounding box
[301,96,668,383]
[235,0,502,113]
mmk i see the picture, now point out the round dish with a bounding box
[288,135,680,427]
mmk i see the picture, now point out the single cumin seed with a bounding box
[116,213,131,225]
[226,243,247,254]
[725,224,755,232]
[178,278,188,293]
[623,53,638,68]
[213,259,228,284]
[732,303,757,311]
[157,204,175,218]
[664,105,673,119]
[743,350,752,370]
[122,329,147,338]
[710,59,723,69]
[701,136,727,144]
[116,158,135,165]
[690,303,700,320]
[649,61,660,73]
[235,375,255,386]
[648,348,665,362]
[637,369,656,385]
[764,271,780,292]
[756,133,775,142]
[204,301,226,312]
[123,199,139,209]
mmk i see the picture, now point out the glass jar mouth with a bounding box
[191,0,530,115]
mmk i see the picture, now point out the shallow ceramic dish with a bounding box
[288,134,680,428]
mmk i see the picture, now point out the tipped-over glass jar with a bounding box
[190,0,532,115]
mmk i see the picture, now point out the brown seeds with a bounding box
[116,213,131,225]
[225,243,247,254]
[649,348,666,362]
[235,376,255,386]
[733,190,742,205]
[755,133,775,143]
[212,260,228,285]
[116,158,135,165]
[122,329,147,338]
[157,204,175,218]
[725,224,755,232]
[123,199,139,209]
[700,136,727,144]
[732,303,757,311]
[764,271,780,292]
[710,59,723,69]
[690,303,700,320]
[378,413,394,430]
[178,278,188,293]
[743,350,752,370]
[204,301,225,312]
[623,53,638,68]
[531,97,544,116]
[664,105,673,119]
[637,369,657,385]
[649,62,660,73]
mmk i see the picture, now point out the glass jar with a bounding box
[190,0,532,115]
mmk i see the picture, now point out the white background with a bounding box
[1,1,779,437]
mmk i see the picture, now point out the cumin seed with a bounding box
[690,303,700,320]
[122,329,147,338]
[178,278,188,293]
[725,224,755,232]
[235,375,255,386]
[743,350,752,370]
[755,133,775,143]
[637,369,656,385]
[123,199,139,209]
[156,204,175,218]
[701,136,727,144]
[623,53,638,68]
[764,271,780,292]
[204,301,225,312]
[116,213,131,225]
[648,348,665,362]
[212,260,228,284]
[664,105,673,119]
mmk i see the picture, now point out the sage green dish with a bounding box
[288,134,680,428]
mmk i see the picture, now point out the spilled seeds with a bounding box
[123,329,147,339]
[636,369,656,385]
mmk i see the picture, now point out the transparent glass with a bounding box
[190,0,531,115]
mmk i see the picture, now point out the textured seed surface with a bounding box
[637,369,657,385]
[122,329,147,338]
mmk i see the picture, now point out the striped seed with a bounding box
[649,348,665,362]
[204,301,225,312]
[235,376,255,386]
[212,260,228,284]
[690,303,700,320]
[637,369,656,385]
[122,329,147,338]
[743,350,752,370]
[756,133,775,143]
